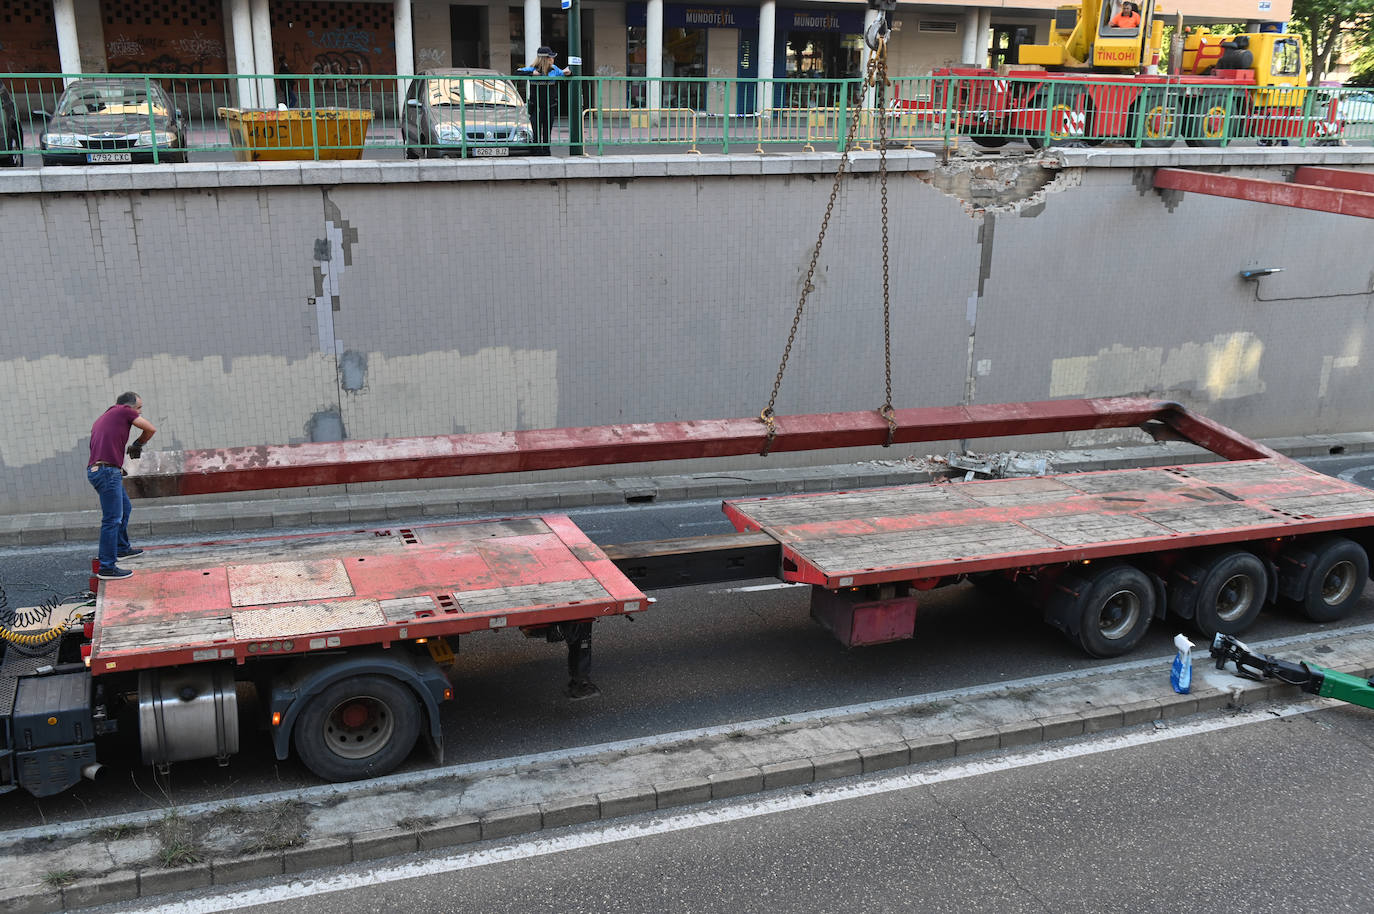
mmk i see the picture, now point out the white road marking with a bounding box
[120,699,1334,914]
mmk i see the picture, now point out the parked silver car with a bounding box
[402,68,539,158]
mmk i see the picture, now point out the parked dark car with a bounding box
[402,68,539,158]
[0,83,22,167]
[39,78,187,165]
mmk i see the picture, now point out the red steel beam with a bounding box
[1154,167,1374,219]
[1293,166,1374,195]
[125,398,1279,498]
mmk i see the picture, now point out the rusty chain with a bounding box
[761,37,894,456]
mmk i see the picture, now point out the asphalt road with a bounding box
[4,452,1374,830]
[97,702,1374,914]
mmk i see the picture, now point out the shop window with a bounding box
[623,25,705,110]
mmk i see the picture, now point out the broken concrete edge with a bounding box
[6,658,1368,913]
[0,432,1368,547]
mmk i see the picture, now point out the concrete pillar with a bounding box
[977,10,993,67]
[53,0,82,82]
[395,0,415,117]
[757,0,776,114]
[229,0,258,107]
[250,0,276,107]
[962,9,980,65]
[647,0,663,110]
[523,0,541,65]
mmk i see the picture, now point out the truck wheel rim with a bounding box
[1202,105,1227,139]
[1098,589,1140,639]
[1321,561,1356,605]
[1215,573,1255,623]
[1145,105,1174,138]
[324,695,395,759]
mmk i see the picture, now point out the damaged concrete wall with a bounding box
[1,154,1371,513]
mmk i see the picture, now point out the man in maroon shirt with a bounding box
[88,392,157,580]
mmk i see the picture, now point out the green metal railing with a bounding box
[1,72,1370,165]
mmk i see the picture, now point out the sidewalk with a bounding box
[3,624,1370,912]
[2,430,1367,548]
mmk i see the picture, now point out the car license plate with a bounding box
[471,147,509,157]
[88,152,133,163]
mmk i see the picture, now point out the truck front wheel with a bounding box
[293,675,421,782]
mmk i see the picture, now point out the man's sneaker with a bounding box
[117,548,145,560]
[566,680,601,701]
[96,566,133,580]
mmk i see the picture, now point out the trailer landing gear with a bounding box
[553,621,600,700]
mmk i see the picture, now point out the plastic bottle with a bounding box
[1171,633,1194,694]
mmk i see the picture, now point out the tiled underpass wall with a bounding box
[2,151,1372,514]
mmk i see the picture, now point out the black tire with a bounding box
[292,674,421,782]
[1280,537,1368,623]
[1047,562,1155,658]
[1025,89,1091,150]
[1173,550,1268,639]
[970,135,1010,149]
[1130,91,1178,148]
[1183,92,1232,147]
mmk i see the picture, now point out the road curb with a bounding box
[4,631,1370,913]
[2,432,1369,548]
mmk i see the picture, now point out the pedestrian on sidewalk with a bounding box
[87,392,156,580]
[517,46,570,150]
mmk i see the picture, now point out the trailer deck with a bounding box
[723,458,1374,588]
[89,515,647,674]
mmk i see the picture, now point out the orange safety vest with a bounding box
[1110,11,1141,27]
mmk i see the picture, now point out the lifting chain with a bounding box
[760,32,895,456]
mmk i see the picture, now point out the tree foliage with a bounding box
[1288,0,1374,85]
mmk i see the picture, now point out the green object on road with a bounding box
[1211,634,1374,711]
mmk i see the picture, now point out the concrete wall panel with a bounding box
[2,156,1372,513]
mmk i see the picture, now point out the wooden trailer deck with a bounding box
[88,515,647,674]
[723,458,1374,588]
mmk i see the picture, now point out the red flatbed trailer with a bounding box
[724,458,1374,588]
[6,398,1373,797]
[722,454,1374,656]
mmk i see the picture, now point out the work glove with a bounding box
[126,443,142,460]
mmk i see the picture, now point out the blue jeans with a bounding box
[87,465,131,571]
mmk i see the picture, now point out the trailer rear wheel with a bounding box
[1178,550,1268,639]
[1048,562,1155,658]
[1282,537,1368,623]
[293,675,421,782]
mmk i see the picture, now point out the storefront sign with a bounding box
[626,4,760,29]
[783,8,866,32]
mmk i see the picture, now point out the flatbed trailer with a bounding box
[4,398,1372,798]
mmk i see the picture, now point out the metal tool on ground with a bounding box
[1210,634,1374,710]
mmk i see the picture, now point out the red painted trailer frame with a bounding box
[12,398,1374,796]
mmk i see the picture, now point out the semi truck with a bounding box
[916,0,1346,148]
[3,397,1372,798]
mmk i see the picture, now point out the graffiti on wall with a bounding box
[102,0,228,75]
[272,1,396,95]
